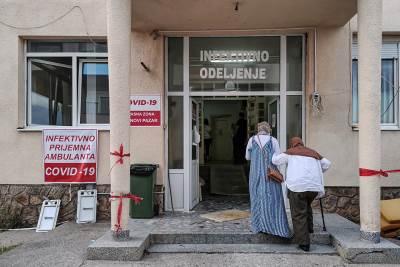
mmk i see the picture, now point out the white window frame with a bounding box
[164,35,306,211]
[78,58,109,127]
[27,58,73,127]
[351,39,400,131]
[23,41,108,131]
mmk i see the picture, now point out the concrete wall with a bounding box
[0,0,109,185]
[350,0,400,33]
[0,0,399,188]
[0,0,165,185]
[382,0,400,32]
[308,25,356,187]
[130,31,165,184]
[309,0,400,187]
[311,23,400,187]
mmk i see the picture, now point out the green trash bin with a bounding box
[129,164,157,219]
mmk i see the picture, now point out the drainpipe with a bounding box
[106,0,132,240]
[358,0,382,243]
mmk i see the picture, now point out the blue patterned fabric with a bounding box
[248,137,291,238]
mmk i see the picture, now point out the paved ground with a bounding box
[0,222,108,267]
[0,221,398,267]
[83,254,395,267]
[1,196,399,266]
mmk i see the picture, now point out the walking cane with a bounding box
[319,198,326,231]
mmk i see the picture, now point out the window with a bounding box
[28,40,107,53]
[30,58,73,125]
[287,95,302,145]
[287,36,303,91]
[26,40,108,127]
[168,37,183,92]
[79,61,109,124]
[352,41,399,127]
[167,38,184,168]
[168,96,184,169]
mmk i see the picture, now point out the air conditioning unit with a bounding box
[76,189,97,223]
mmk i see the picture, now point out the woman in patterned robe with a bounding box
[245,121,291,238]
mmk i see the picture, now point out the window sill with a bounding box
[352,125,400,131]
[17,125,110,132]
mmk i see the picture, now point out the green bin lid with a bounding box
[130,164,157,176]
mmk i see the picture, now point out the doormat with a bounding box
[200,209,250,222]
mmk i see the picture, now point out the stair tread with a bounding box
[152,232,329,235]
[147,243,337,255]
[151,232,331,245]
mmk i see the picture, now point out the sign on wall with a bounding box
[198,50,273,80]
[130,95,161,127]
[43,129,98,183]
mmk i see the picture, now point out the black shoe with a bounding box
[298,244,310,252]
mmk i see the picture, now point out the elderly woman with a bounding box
[245,122,291,238]
[272,137,331,252]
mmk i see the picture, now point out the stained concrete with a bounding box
[317,213,400,264]
[86,208,330,261]
[86,219,155,261]
[86,212,400,263]
[83,253,395,267]
[86,231,150,261]
[1,214,399,266]
[84,196,400,264]
[0,222,108,267]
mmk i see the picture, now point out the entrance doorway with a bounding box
[166,35,305,211]
[195,96,281,201]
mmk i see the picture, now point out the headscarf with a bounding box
[285,137,323,160]
[257,121,271,134]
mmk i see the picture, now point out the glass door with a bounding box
[190,98,200,209]
[166,35,305,211]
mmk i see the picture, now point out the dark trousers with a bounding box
[233,138,245,164]
[288,190,318,246]
[204,138,212,161]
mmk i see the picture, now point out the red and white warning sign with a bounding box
[130,95,161,127]
[43,129,98,183]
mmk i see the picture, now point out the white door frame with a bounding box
[165,35,305,212]
[183,37,191,211]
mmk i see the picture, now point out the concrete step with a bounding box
[151,232,331,245]
[147,243,337,255]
